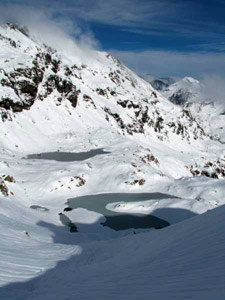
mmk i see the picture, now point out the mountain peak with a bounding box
[2,23,30,37]
[182,77,199,84]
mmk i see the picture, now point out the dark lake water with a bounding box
[25,149,110,162]
[65,193,174,231]
[30,205,49,212]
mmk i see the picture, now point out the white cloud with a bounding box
[61,0,170,27]
[0,4,100,64]
[109,49,225,79]
[201,74,225,107]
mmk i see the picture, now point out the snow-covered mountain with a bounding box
[162,76,225,142]
[0,23,225,299]
[163,77,201,105]
[141,74,177,91]
[0,24,206,144]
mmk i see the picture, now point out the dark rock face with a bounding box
[3,175,15,183]
[0,177,10,197]
[67,92,79,108]
[189,158,225,179]
[0,98,29,113]
[0,175,15,196]
[96,88,106,96]
[41,74,80,107]
[83,94,96,109]
[169,89,192,106]
[109,71,121,85]
[63,207,73,212]
[0,181,9,196]
[151,79,169,91]
[18,81,38,97]
[117,100,139,110]
[0,56,44,118]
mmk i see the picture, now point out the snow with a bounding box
[0,23,224,299]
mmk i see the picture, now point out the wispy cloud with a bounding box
[186,42,225,53]
[109,49,225,79]
[1,0,225,45]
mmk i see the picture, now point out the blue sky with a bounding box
[87,0,225,53]
[0,0,225,78]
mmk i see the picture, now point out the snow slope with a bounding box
[0,200,224,299]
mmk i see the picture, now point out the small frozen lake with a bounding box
[25,148,110,162]
[66,193,173,231]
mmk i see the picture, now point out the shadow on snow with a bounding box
[0,207,198,300]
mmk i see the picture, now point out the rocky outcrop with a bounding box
[0,49,81,119]
[0,180,9,197]
[189,158,225,179]
[0,175,15,196]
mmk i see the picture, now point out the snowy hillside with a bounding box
[0,23,225,299]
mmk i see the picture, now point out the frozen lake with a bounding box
[25,148,110,162]
[66,193,173,231]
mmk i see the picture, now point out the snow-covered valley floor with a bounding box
[0,128,225,300]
